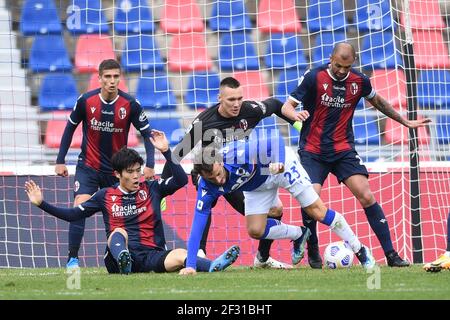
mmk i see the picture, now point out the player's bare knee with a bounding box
[357,191,376,207]
[247,225,265,239]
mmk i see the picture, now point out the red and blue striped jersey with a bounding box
[62,89,151,173]
[289,65,375,156]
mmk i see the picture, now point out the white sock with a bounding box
[328,212,362,253]
[444,251,450,258]
[264,222,303,241]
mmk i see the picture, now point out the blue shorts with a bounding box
[73,162,118,197]
[103,246,172,274]
[298,149,369,185]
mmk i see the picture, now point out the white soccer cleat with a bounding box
[253,256,293,269]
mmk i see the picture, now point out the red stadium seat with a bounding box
[167,33,212,72]
[371,69,407,110]
[45,111,83,148]
[233,71,269,101]
[160,0,204,33]
[384,117,430,145]
[87,73,129,92]
[257,0,302,33]
[400,0,445,30]
[75,35,116,73]
[412,30,450,69]
[44,111,139,148]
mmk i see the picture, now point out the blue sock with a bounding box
[302,208,318,245]
[109,232,127,261]
[364,203,394,254]
[195,257,211,272]
[446,212,450,252]
[68,218,85,258]
[261,218,280,239]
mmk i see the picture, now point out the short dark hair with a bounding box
[193,146,221,176]
[220,77,240,89]
[111,147,144,173]
[99,59,121,75]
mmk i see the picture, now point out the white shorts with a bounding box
[244,147,319,215]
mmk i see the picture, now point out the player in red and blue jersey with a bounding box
[282,42,431,268]
[55,59,156,269]
[26,131,239,274]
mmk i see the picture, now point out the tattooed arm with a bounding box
[367,94,432,129]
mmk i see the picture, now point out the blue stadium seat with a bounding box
[114,0,155,34]
[184,72,220,109]
[417,70,450,109]
[274,67,305,102]
[307,0,346,32]
[20,0,62,35]
[360,31,402,70]
[311,31,346,66]
[150,119,183,145]
[354,0,394,32]
[265,33,307,69]
[136,74,177,110]
[39,73,78,111]
[436,115,450,144]
[219,31,259,71]
[121,35,164,72]
[29,35,72,72]
[66,0,109,35]
[353,116,380,145]
[210,0,252,31]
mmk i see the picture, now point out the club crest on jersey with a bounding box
[119,107,127,119]
[90,107,96,114]
[350,82,358,95]
[239,119,248,130]
[138,190,147,201]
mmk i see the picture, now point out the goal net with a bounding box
[0,0,449,268]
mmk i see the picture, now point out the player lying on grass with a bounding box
[25,130,239,274]
[179,134,376,276]
[424,211,450,272]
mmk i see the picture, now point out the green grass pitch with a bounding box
[0,265,449,300]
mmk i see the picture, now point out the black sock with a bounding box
[68,218,85,259]
[302,208,318,246]
[364,202,394,254]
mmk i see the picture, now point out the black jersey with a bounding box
[171,98,294,162]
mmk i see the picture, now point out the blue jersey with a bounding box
[187,136,285,269]
[289,65,375,156]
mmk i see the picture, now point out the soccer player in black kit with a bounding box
[25,130,240,274]
[162,77,306,269]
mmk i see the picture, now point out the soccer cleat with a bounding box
[292,227,311,265]
[209,245,240,272]
[253,256,293,269]
[66,257,80,270]
[197,249,207,259]
[423,254,450,272]
[386,251,410,267]
[117,250,132,275]
[307,243,323,269]
[355,246,376,269]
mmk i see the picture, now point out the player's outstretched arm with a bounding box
[149,129,169,153]
[368,94,432,128]
[24,180,43,206]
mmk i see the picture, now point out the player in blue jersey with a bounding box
[54,59,156,270]
[282,42,432,268]
[26,131,239,274]
[179,135,376,275]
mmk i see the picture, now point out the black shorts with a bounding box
[103,246,172,274]
[299,149,369,185]
[73,162,118,197]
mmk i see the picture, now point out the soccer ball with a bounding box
[324,241,354,269]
